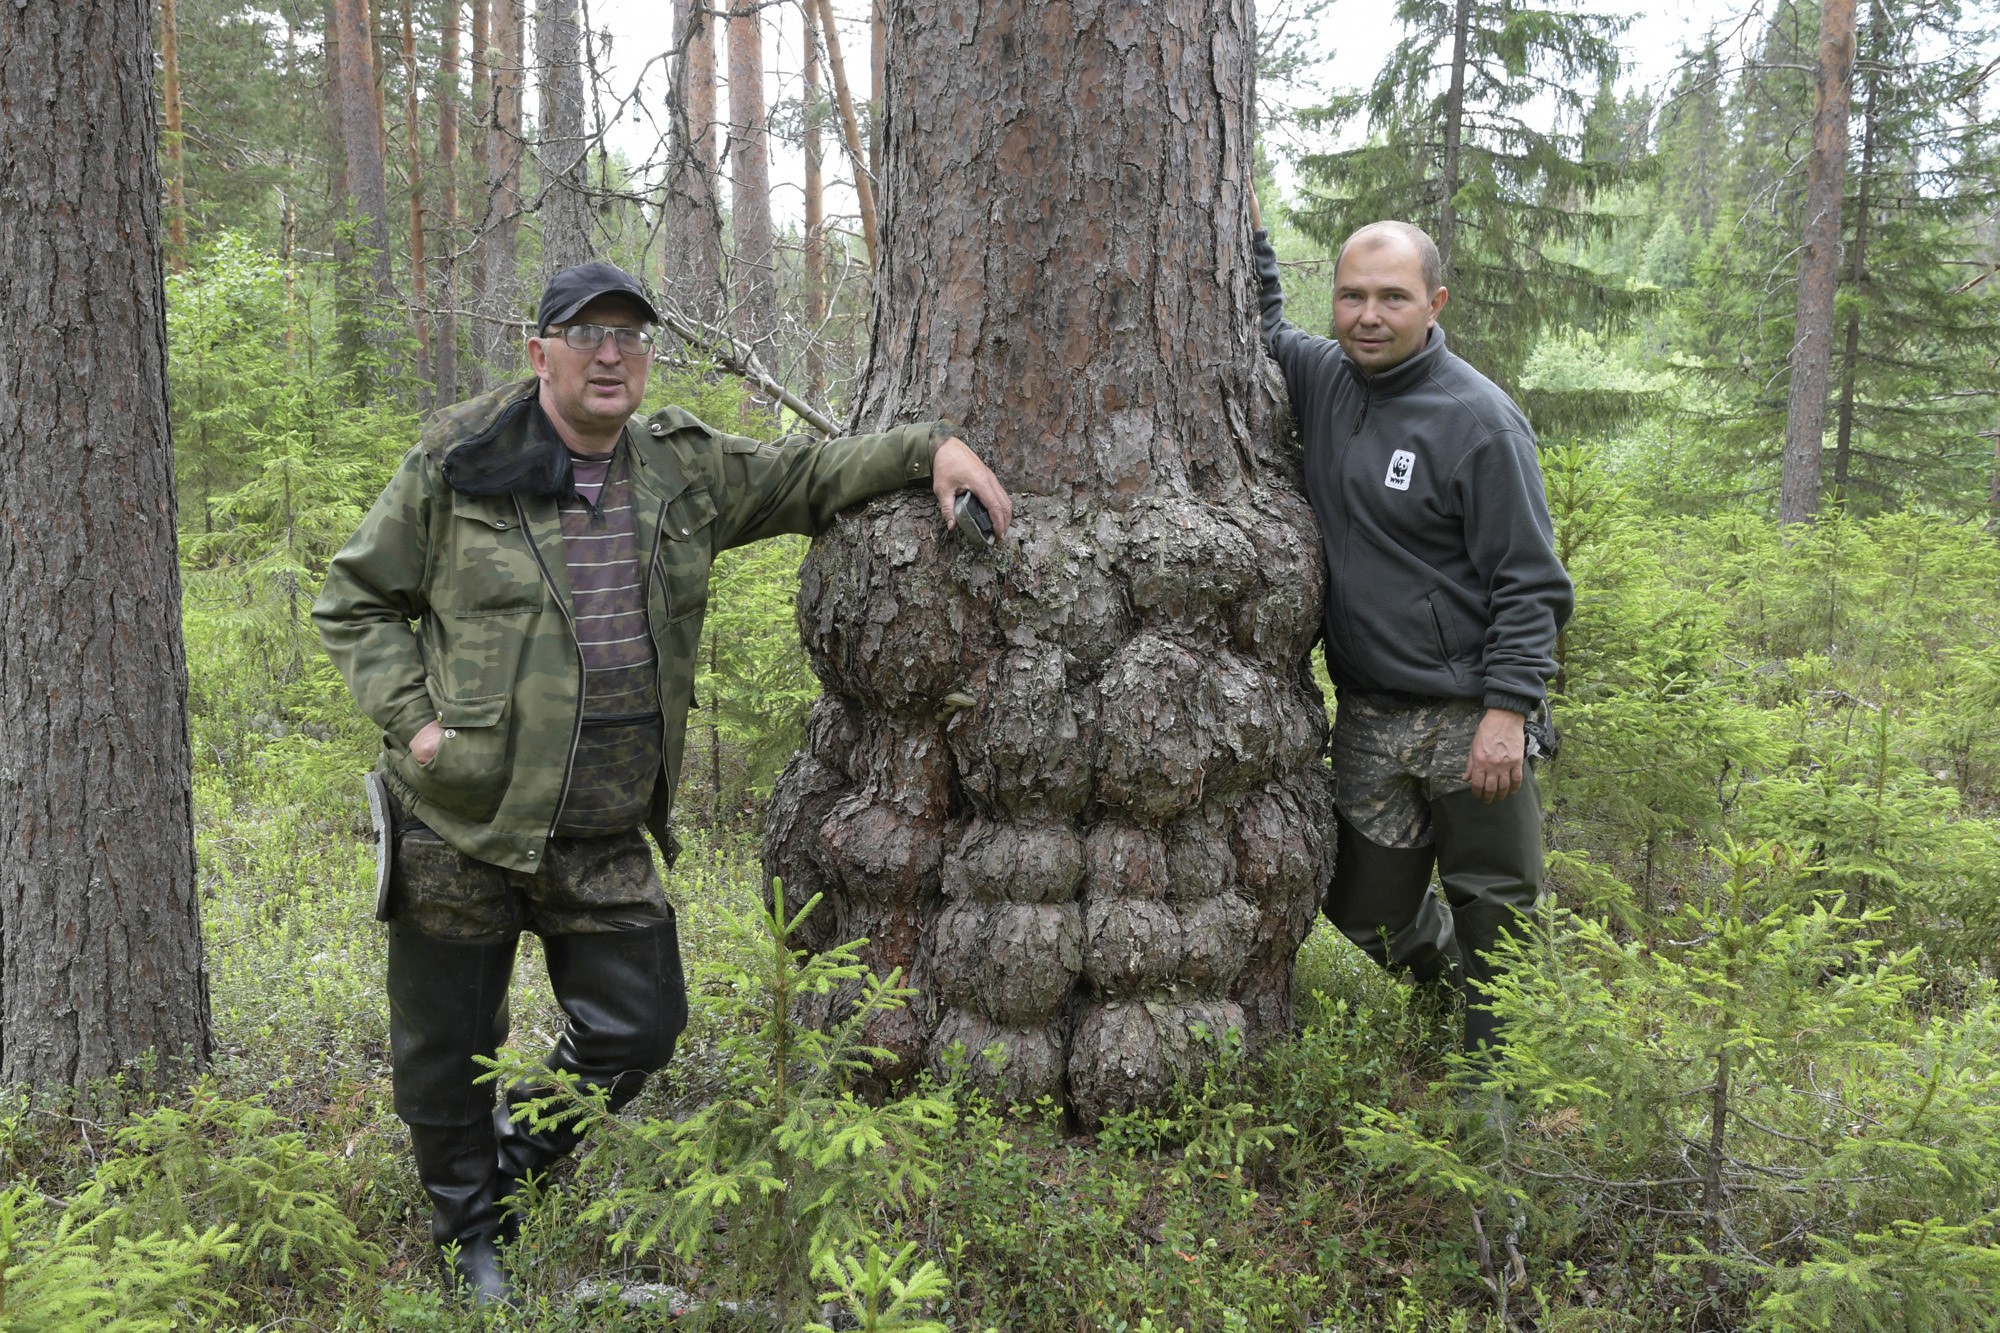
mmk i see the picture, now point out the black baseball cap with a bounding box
[536,261,660,332]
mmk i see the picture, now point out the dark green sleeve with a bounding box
[705,420,948,550]
[310,447,439,745]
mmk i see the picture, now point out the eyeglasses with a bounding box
[546,323,655,356]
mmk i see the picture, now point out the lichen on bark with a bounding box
[764,0,1334,1123]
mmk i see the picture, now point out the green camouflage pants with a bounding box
[1333,694,1544,849]
[391,822,671,943]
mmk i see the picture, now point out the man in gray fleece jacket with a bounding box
[1254,217,1573,1057]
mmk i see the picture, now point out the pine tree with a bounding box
[1292,0,1639,401]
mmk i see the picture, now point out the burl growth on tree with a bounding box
[766,0,1334,1123]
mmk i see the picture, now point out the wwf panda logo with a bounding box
[1384,449,1415,491]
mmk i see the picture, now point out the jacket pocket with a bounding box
[404,689,512,820]
[1426,592,1467,685]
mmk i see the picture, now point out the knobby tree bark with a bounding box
[480,0,526,379]
[727,0,777,351]
[0,0,211,1096]
[537,0,593,276]
[1779,0,1858,527]
[765,0,1333,1123]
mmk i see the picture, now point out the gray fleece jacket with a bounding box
[1254,231,1572,714]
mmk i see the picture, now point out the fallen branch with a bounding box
[654,302,842,437]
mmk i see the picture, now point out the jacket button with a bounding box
[681,527,690,536]
[649,422,665,436]
[527,850,537,859]
[442,728,457,739]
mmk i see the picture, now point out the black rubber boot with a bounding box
[1325,810,1457,983]
[408,1120,512,1305]
[1430,771,1544,1058]
[385,922,519,1303]
[494,916,689,1193]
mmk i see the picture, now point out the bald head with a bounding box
[1335,221,1442,296]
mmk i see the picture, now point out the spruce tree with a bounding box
[1292,0,1639,403]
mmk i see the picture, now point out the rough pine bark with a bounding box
[802,0,825,397]
[330,0,394,296]
[765,0,1333,1123]
[1779,0,1857,527]
[436,0,462,404]
[537,0,593,275]
[1436,0,1474,279]
[0,0,211,1094]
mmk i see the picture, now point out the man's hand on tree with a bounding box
[932,436,1013,541]
[410,719,442,765]
[1464,707,1525,803]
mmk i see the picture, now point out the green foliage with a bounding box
[0,1186,237,1333]
[78,1085,384,1292]
[809,1243,952,1333]
[498,880,954,1325]
[1293,0,1642,402]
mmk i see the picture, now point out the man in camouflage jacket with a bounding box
[313,262,1011,1302]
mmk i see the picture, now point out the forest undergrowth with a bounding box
[8,246,2000,1331]
[6,435,2000,1331]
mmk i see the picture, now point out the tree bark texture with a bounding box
[811,0,877,269]
[764,0,1333,1124]
[480,0,526,376]
[537,0,593,276]
[665,0,722,318]
[0,0,211,1094]
[727,0,777,347]
[1779,0,1857,527]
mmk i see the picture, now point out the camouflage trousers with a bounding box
[391,819,672,943]
[1332,694,1544,849]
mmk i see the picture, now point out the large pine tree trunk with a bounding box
[1779,0,1857,527]
[765,0,1333,1123]
[436,0,461,405]
[0,0,211,1095]
[537,0,593,276]
[727,0,777,348]
[330,0,394,295]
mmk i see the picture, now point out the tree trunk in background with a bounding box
[0,0,211,1097]
[401,0,432,410]
[436,0,461,405]
[161,0,187,271]
[481,0,525,379]
[764,0,1333,1123]
[1779,0,1858,527]
[727,0,777,353]
[537,0,593,277]
[330,0,395,394]
[1831,0,1885,506]
[665,0,722,317]
[813,0,876,269]
[867,0,881,183]
[802,0,825,398]
[465,0,489,390]
[1436,0,1473,278]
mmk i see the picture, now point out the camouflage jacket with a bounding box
[312,378,944,873]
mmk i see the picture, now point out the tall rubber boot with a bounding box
[1325,810,1457,983]
[408,1120,512,1305]
[1429,770,1544,1058]
[385,922,519,1304]
[494,915,689,1192]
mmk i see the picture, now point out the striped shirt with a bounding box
[552,449,663,836]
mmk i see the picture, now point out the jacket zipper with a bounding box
[514,490,589,842]
[645,496,672,785]
[1352,383,1371,436]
